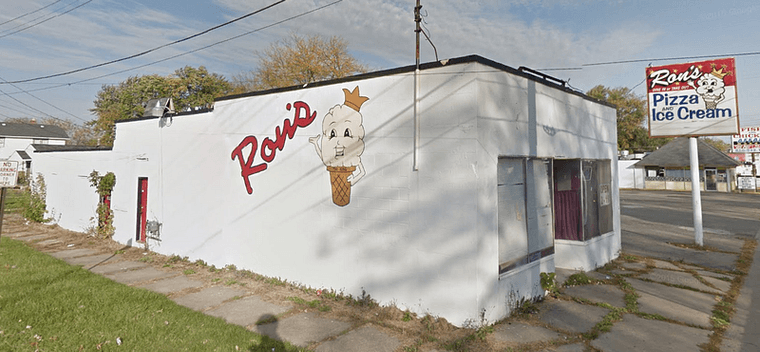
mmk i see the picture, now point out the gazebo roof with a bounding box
[634,138,741,168]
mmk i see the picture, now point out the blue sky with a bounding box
[0,0,758,132]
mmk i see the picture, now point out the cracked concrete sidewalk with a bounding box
[3,211,759,351]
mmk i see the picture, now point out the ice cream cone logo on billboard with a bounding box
[309,86,368,206]
[688,63,732,110]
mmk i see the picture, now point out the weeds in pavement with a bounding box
[564,272,593,286]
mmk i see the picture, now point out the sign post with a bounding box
[0,161,19,240]
[646,58,740,246]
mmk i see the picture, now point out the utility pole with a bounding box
[753,152,757,192]
[415,0,421,69]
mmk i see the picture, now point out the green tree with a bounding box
[586,85,669,152]
[232,33,367,92]
[701,137,731,153]
[90,66,231,146]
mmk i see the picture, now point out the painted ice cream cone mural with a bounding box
[309,87,368,206]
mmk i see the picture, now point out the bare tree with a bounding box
[233,33,368,92]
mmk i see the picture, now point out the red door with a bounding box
[136,178,148,242]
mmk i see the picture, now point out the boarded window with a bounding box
[498,157,554,275]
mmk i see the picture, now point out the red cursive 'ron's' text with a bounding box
[231,101,316,194]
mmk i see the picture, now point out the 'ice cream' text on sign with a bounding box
[646,58,740,137]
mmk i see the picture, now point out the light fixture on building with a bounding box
[144,98,175,127]
[144,98,175,118]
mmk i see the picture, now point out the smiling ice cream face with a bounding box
[695,74,725,104]
[320,104,365,167]
[308,86,369,206]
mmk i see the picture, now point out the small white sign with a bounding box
[737,176,757,190]
[0,161,19,188]
[599,184,611,206]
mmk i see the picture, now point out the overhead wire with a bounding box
[418,10,438,61]
[0,0,340,123]
[0,100,47,118]
[0,0,287,84]
[4,0,344,94]
[0,75,87,122]
[0,0,94,40]
[0,0,64,27]
[583,51,760,67]
[0,85,58,120]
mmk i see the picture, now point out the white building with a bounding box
[33,56,620,326]
[0,122,69,174]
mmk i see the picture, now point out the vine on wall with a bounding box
[89,170,116,238]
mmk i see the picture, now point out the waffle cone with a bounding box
[327,166,356,206]
[705,101,718,110]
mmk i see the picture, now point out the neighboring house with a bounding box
[634,138,741,192]
[0,122,69,175]
[33,55,620,326]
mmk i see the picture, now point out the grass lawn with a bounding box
[3,188,28,214]
[0,236,306,352]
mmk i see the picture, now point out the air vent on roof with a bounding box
[517,66,567,88]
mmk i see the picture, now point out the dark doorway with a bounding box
[136,177,148,242]
[553,160,582,241]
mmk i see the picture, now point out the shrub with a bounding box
[88,170,116,238]
[22,174,49,223]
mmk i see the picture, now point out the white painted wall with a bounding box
[32,150,121,232]
[35,59,619,327]
[474,71,619,322]
[618,160,645,189]
[0,137,66,159]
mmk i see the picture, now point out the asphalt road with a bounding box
[620,189,760,351]
[620,189,760,237]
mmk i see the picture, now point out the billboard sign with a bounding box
[731,126,760,153]
[646,57,739,137]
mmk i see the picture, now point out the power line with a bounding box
[0,86,58,120]
[0,100,47,118]
[0,75,87,122]
[0,0,93,40]
[0,0,287,84]
[583,51,760,67]
[0,0,64,27]
[3,0,343,94]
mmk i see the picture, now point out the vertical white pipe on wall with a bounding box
[414,69,420,171]
[689,137,704,246]
[413,0,421,171]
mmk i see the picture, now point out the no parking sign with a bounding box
[0,161,18,188]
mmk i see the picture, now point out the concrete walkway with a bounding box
[3,218,758,351]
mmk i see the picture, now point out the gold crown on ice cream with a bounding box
[709,63,731,79]
[342,86,369,112]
